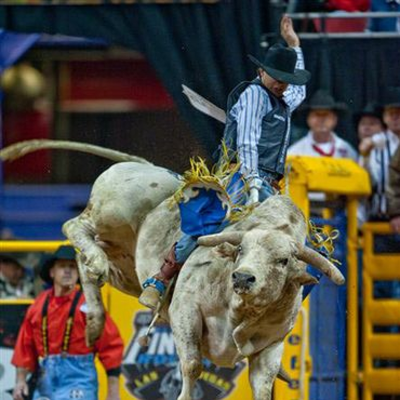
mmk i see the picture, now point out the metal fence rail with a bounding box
[361,223,400,400]
[286,11,400,39]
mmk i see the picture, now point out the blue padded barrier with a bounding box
[0,185,91,239]
[308,212,347,400]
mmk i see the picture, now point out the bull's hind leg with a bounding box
[75,253,105,347]
[63,211,109,346]
[63,208,109,285]
[169,298,203,400]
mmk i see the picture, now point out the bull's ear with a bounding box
[213,242,238,260]
[295,272,319,286]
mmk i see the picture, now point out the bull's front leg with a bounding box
[248,341,284,400]
[169,297,203,400]
[233,321,255,357]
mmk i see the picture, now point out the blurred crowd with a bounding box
[294,0,400,32]
[0,254,35,299]
[288,86,400,234]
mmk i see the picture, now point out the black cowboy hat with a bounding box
[383,87,400,109]
[299,89,348,114]
[39,245,77,284]
[0,254,24,269]
[248,43,311,86]
[354,102,383,125]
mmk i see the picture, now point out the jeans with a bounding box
[33,354,98,400]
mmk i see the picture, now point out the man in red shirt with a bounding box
[12,245,124,400]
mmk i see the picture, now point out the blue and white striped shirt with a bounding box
[229,47,307,179]
[367,130,399,217]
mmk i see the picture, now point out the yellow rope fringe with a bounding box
[307,220,341,265]
[170,142,252,222]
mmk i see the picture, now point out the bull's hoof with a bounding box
[238,341,255,357]
[85,312,105,347]
[138,287,160,311]
[138,335,150,347]
[97,272,108,287]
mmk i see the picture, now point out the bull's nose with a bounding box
[232,272,256,286]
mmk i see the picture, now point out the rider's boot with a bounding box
[138,245,183,310]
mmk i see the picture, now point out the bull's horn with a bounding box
[277,365,292,384]
[197,231,244,246]
[297,246,345,285]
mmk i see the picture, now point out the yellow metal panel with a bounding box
[363,256,400,279]
[286,156,371,196]
[274,303,311,400]
[363,223,394,236]
[362,274,373,374]
[369,335,400,358]
[362,222,400,400]
[362,385,373,400]
[347,197,361,400]
[0,240,69,252]
[365,370,400,393]
[0,299,34,305]
[368,300,400,325]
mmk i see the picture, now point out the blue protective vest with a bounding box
[222,79,290,180]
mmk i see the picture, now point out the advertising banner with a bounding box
[102,287,253,400]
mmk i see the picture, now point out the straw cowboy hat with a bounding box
[248,43,311,86]
[39,245,77,284]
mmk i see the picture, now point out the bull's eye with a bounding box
[236,245,243,261]
[278,258,289,266]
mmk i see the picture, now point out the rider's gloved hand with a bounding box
[246,176,262,206]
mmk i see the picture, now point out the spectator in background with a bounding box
[355,102,385,141]
[12,245,123,400]
[0,255,34,299]
[326,0,370,12]
[368,0,400,32]
[359,88,400,220]
[356,103,385,225]
[288,89,358,161]
[387,145,400,232]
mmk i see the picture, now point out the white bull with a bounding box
[0,140,345,400]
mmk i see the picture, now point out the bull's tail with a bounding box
[0,139,152,165]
